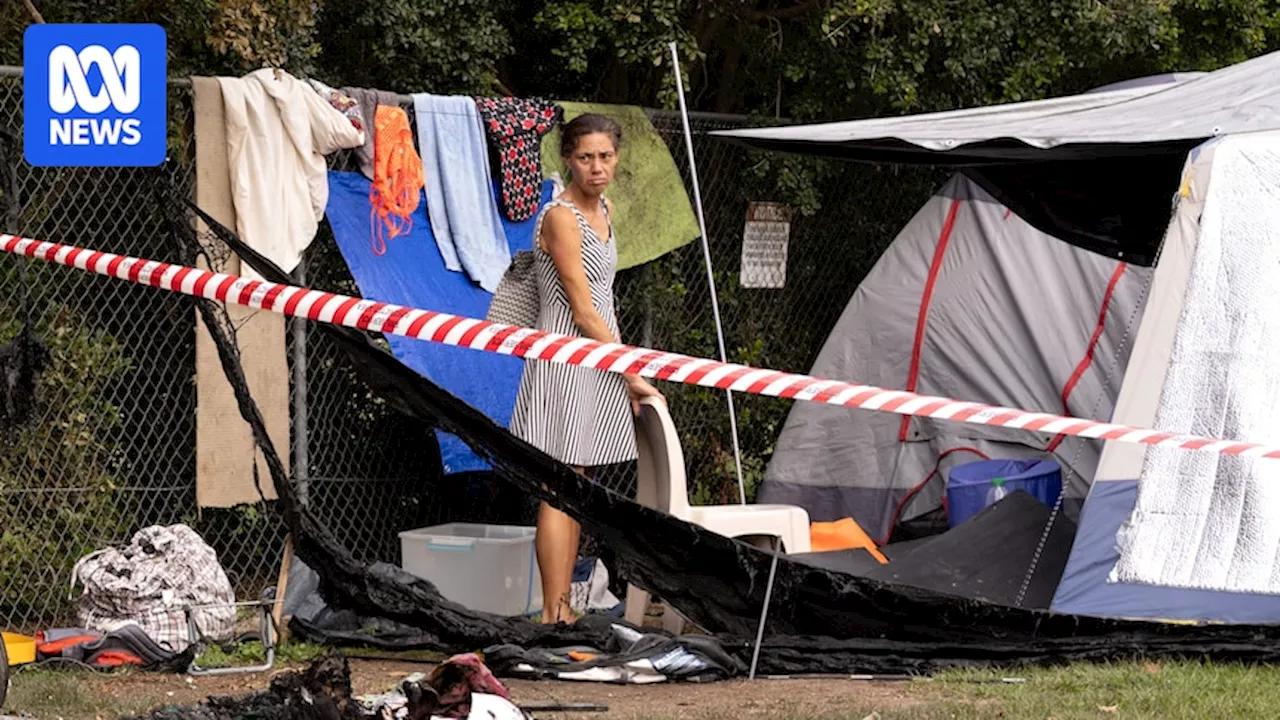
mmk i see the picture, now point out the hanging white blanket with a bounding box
[1112,134,1280,594]
[217,68,364,280]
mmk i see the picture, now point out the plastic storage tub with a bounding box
[398,523,542,617]
[946,458,1063,528]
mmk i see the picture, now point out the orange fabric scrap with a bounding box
[810,517,889,564]
[369,104,424,255]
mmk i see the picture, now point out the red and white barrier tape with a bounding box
[3,232,1278,460]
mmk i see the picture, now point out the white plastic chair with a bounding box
[623,396,811,633]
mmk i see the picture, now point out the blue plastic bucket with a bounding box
[946,458,1062,527]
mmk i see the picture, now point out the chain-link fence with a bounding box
[630,113,946,505]
[0,69,941,630]
[0,72,448,629]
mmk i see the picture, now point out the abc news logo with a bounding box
[24,24,166,167]
[47,44,144,147]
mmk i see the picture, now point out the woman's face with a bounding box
[565,132,618,194]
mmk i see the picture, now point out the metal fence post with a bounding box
[292,258,310,509]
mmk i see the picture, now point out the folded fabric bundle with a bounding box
[307,79,365,135]
[540,102,699,270]
[484,622,744,684]
[35,624,187,670]
[412,93,511,293]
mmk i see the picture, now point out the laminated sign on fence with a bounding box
[739,202,791,289]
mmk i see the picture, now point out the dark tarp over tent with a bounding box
[712,52,1280,265]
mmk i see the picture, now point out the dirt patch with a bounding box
[499,676,928,719]
[345,660,927,719]
[4,657,930,720]
[83,666,282,714]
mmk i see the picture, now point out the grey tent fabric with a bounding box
[758,175,1151,542]
[710,53,1280,161]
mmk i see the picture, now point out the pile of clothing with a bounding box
[484,622,744,684]
[360,653,523,720]
[199,70,564,292]
[125,652,527,720]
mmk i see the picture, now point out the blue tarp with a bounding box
[324,170,551,474]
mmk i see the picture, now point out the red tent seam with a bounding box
[898,198,962,442]
[1046,262,1128,453]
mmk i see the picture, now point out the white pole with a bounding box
[668,41,747,506]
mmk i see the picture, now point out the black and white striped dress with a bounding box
[509,197,638,467]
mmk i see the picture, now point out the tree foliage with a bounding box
[1,0,319,77]
[5,0,1278,118]
[313,0,511,95]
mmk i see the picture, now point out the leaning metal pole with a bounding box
[668,41,747,505]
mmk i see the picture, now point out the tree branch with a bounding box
[21,0,45,24]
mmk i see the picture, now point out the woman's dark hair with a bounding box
[560,113,622,157]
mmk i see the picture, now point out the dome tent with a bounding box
[717,54,1280,623]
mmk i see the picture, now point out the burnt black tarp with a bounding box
[862,490,1076,610]
[164,179,1280,676]
[959,152,1188,267]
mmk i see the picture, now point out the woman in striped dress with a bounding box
[509,113,665,624]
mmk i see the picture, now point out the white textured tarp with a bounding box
[712,51,1280,152]
[759,175,1150,541]
[1112,134,1280,594]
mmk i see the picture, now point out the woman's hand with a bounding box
[625,374,665,416]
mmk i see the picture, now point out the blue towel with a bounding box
[324,170,551,474]
[412,93,511,292]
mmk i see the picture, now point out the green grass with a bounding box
[192,639,444,668]
[921,660,1280,719]
[3,669,160,720]
[634,661,1280,720]
[194,638,328,669]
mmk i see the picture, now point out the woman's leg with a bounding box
[536,466,585,623]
